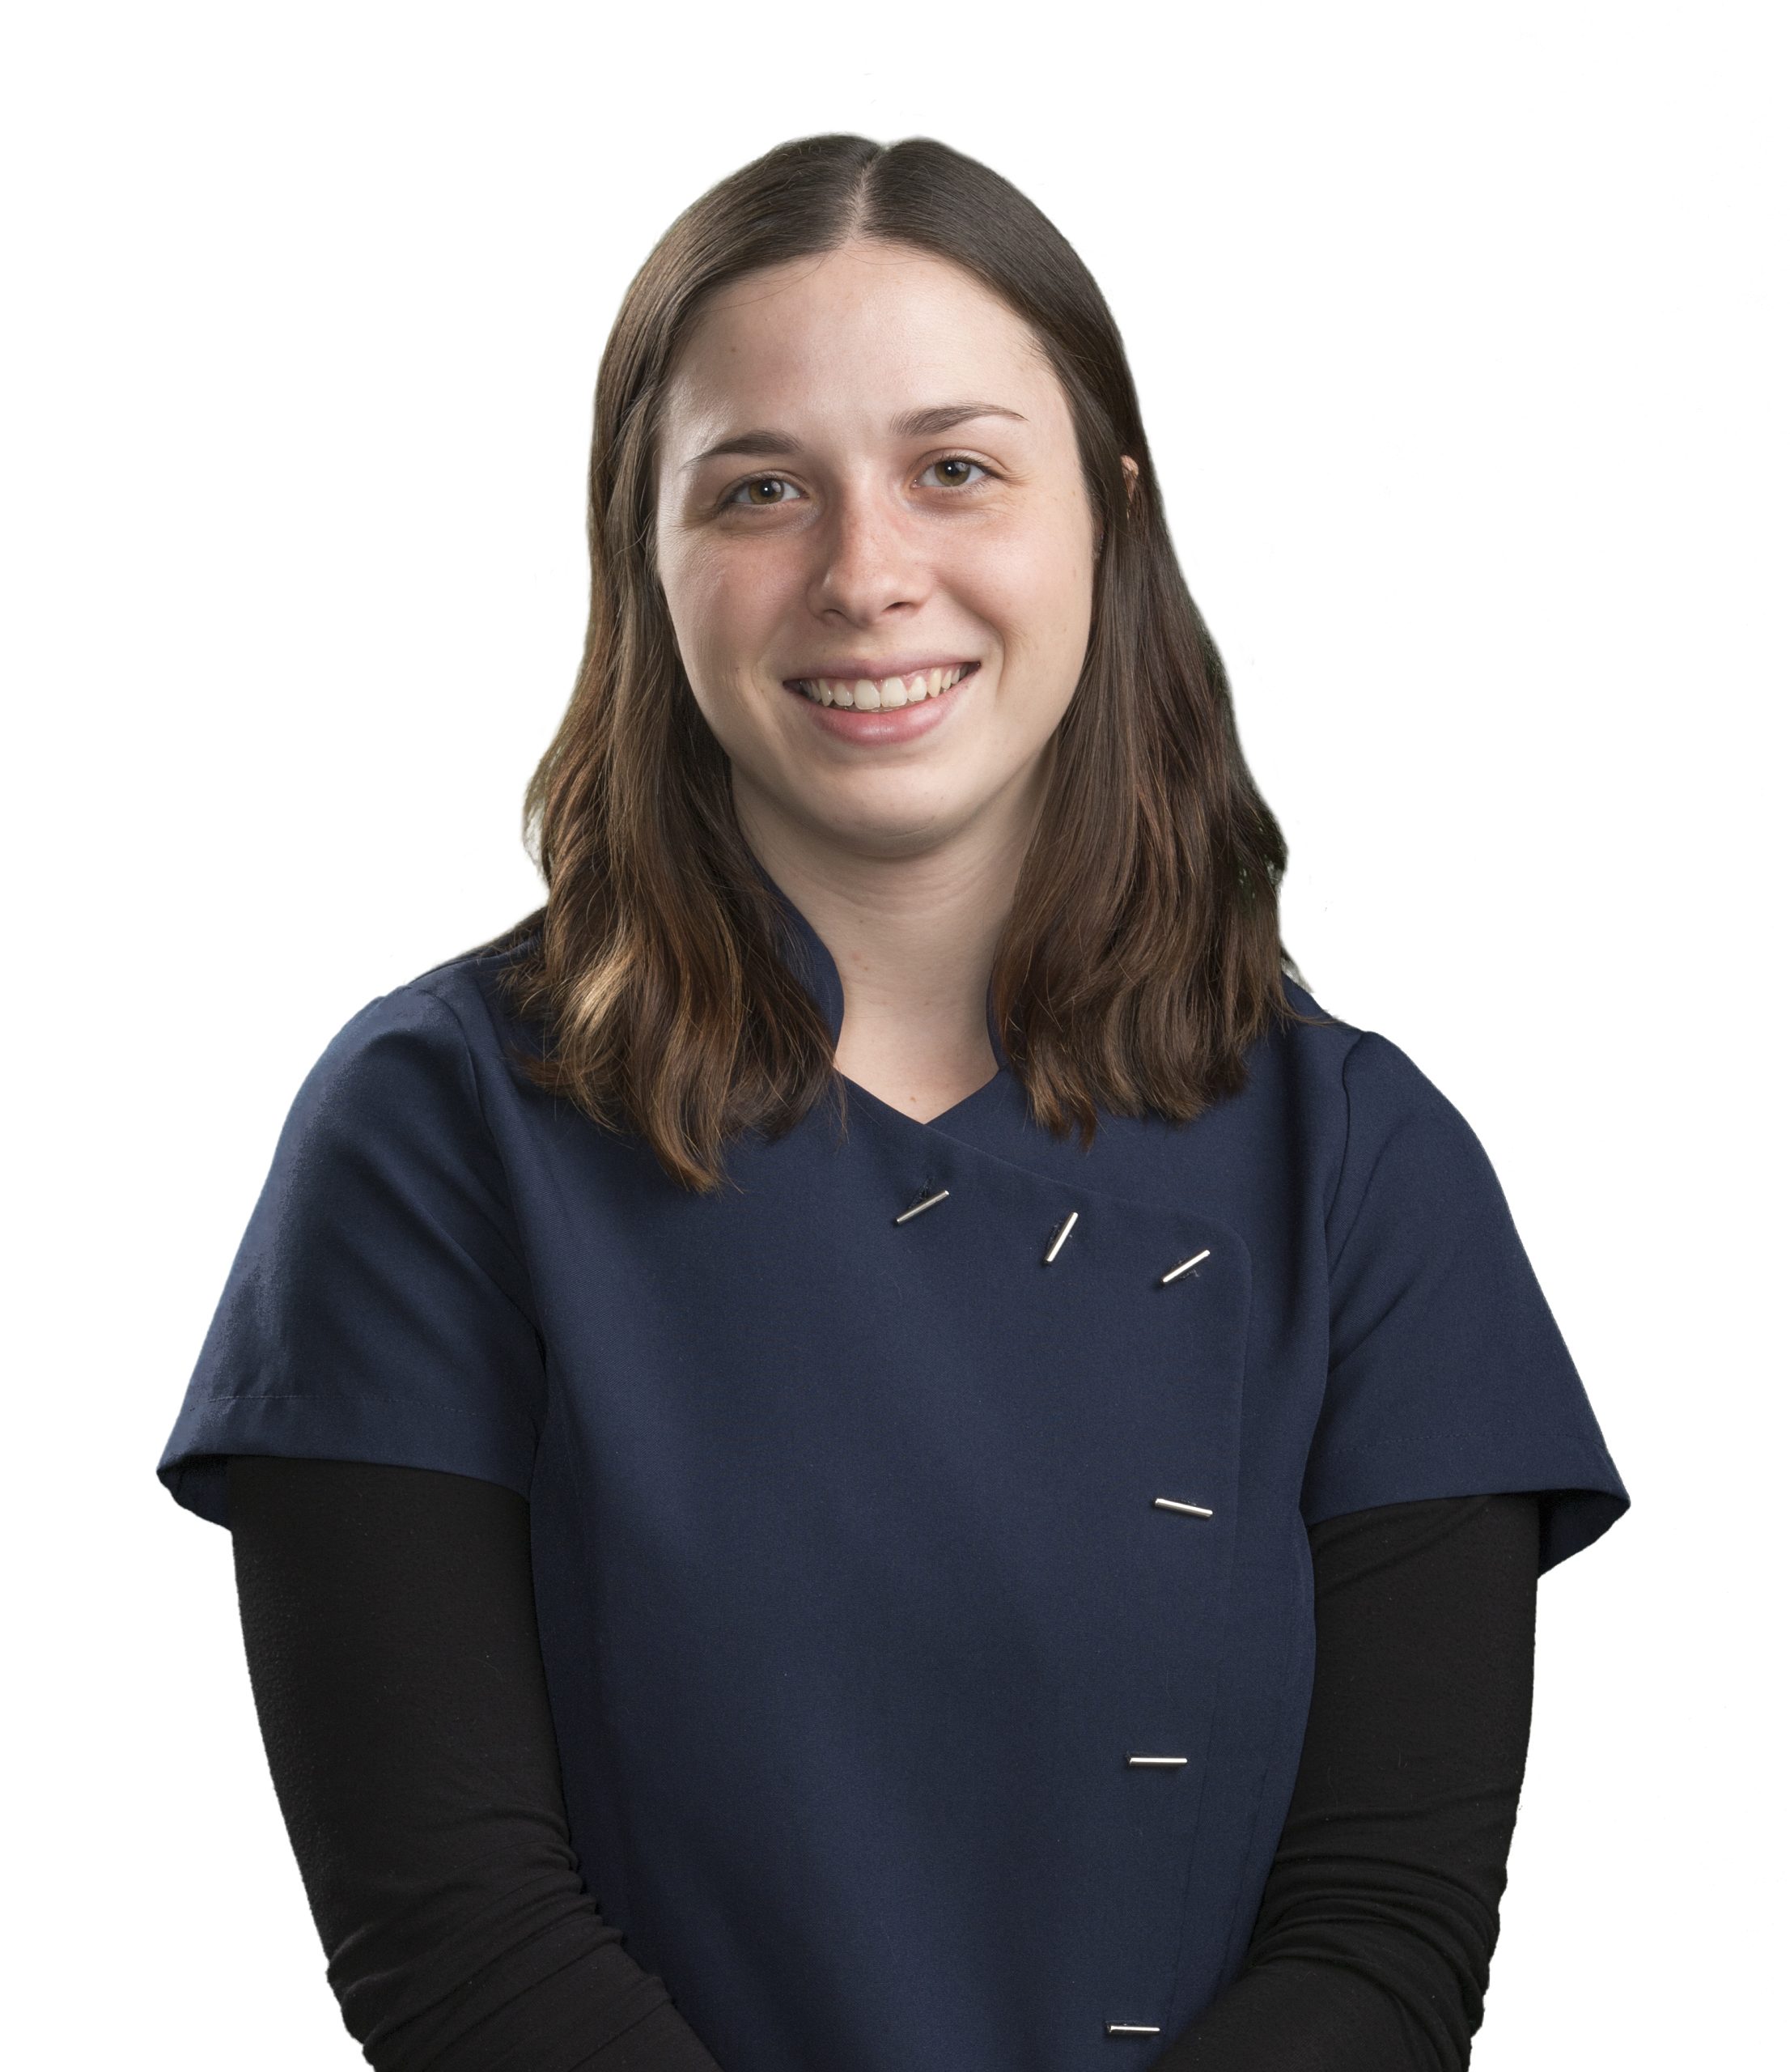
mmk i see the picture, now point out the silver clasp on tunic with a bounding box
[1042,1211,1078,1263]
[1158,1247,1211,1284]
[1152,1496,1215,1518]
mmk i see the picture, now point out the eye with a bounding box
[919,455,990,490]
[725,474,801,508]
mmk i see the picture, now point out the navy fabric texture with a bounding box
[158,878,1628,2072]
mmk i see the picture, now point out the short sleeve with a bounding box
[1302,1030,1630,1573]
[156,983,545,1529]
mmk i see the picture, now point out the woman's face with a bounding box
[653,239,1105,861]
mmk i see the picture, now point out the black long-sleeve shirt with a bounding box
[226,1456,1540,2070]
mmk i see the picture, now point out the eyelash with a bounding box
[722,454,995,510]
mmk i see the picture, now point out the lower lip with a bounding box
[782,664,978,744]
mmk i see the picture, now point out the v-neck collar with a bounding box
[749,852,1013,1118]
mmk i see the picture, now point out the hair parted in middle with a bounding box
[484,131,1321,1194]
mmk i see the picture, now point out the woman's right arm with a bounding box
[226,1454,723,2071]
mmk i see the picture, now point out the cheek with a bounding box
[964,517,1095,677]
[659,538,787,685]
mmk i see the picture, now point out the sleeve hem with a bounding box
[157,1390,538,1530]
[1301,1475,1630,1574]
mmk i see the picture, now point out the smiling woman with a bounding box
[156,133,1629,2072]
[647,235,1147,1122]
[494,142,1299,1174]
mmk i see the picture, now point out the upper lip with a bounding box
[782,656,979,684]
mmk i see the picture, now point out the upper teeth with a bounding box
[795,664,970,709]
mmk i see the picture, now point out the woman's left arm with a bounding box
[1152,1491,1542,2072]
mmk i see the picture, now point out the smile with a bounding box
[786,662,977,710]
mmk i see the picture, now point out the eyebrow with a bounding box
[682,402,1027,472]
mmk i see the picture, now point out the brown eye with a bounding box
[727,475,797,508]
[920,456,990,490]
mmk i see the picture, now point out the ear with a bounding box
[1096,457,1141,558]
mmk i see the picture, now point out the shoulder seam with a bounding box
[407,974,549,1365]
[407,978,498,1147]
[1322,1028,1377,1249]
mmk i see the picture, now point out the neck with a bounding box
[734,768,1045,1116]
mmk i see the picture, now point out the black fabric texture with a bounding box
[227,1456,1538,2071]
[227,1454,721,2071]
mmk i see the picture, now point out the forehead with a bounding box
[661,243,1062,446]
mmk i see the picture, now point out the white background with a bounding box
[5,2,1783,2064]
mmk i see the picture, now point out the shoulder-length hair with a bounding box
[487,132,1321,1193]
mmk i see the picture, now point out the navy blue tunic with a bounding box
[157,876,1629,2071]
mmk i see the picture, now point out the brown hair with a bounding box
[486,132,1324,1192]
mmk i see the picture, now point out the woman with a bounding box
[158,133,1628,2070]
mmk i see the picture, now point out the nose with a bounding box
[805,482,931,626]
